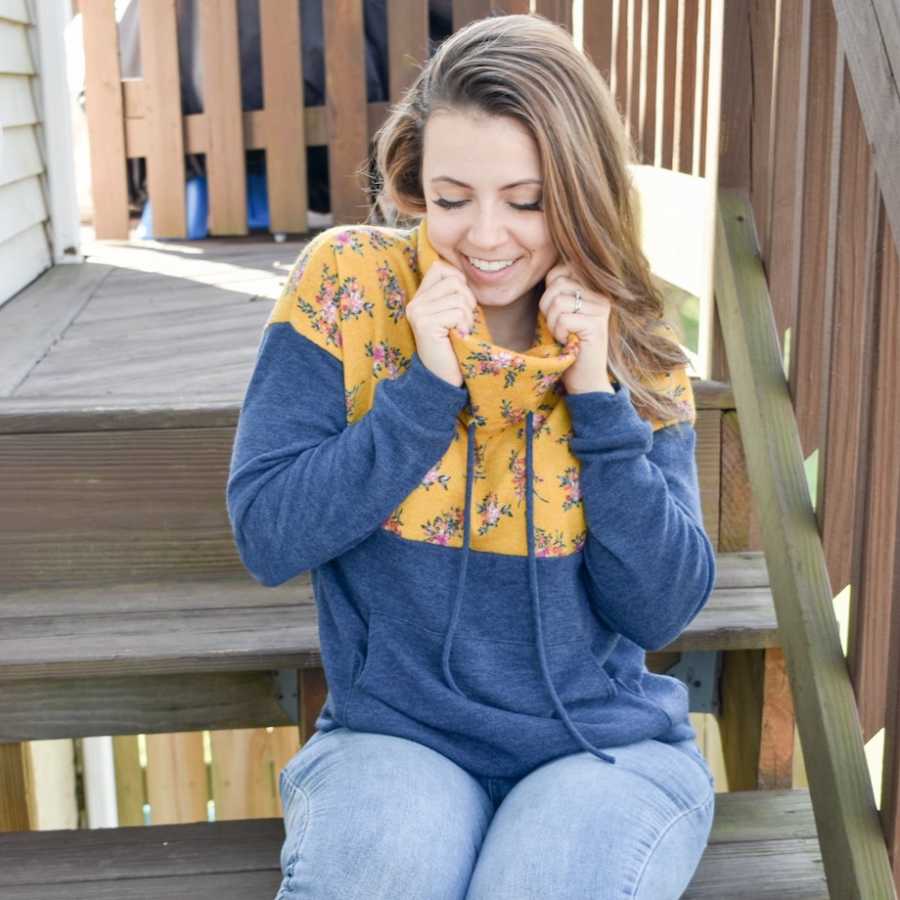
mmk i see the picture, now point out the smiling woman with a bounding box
[228,12,716,900]
[421,113,556,352]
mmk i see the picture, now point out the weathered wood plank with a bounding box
[789,0,836,460]
[0,671,295,742]
[0,262,113,397]
[583,0,613,83]
[0,426,246,587]
[0,817,285,884]
[714,189,895,898]
[820,65,885,740]
[112,735,144,826]
[146,732,207,824]
[0,742,32,830]
[139,0,186,238]
[197,0,247,236]
[880,216,900,888]
[684,838,827,898]
[323,0,370,224]
[640,0,660,165]
[82,1,130,239]
[0,791,826,898]
[719,411,763,552]
[765,0,804,343]
[0,598,319,680]
[0,554,774,683]
[832,0,900,262]
[0,382,735,435]
[677,0,699,174]
[260,0,307,233]
[387,0,428,103]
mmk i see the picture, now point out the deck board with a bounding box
[0,791,826,899]
[2,236,311,402]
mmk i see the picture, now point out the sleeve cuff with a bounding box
[564,380,654,457]
[378,353,469,430]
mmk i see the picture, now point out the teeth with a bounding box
[468,256,516,272]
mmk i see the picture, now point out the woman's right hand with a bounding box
[405,260,478,388]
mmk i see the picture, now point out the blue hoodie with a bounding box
[226,220,716,779]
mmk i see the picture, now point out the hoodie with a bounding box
[226,219,716,779]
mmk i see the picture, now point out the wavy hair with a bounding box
[369,12,692,426]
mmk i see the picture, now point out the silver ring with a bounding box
[573,289,583,314]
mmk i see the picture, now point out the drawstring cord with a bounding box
[441,412,616,765]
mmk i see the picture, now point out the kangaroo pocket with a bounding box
[350,609,617,724]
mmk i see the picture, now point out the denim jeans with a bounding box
[275,726,715,899]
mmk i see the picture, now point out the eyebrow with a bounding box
[429,176,543,190]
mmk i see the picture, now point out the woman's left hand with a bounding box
[539,263,615,394]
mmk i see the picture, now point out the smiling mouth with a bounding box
[464,254,521,271]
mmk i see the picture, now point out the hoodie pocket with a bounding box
[351,609,616,721]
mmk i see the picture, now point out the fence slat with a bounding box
[452,0,492,29]
[845,164,887,741]
[833,0,900,267]
[641,0,659,164]
[260,0,307,234]
[210,728,276,819]
[789,0,837,461]
[766,0,804,343]
[198,0,247,236]
[323,0,371,224]
[583,0,613,83]
[139,0,186,238]
[660,0,677,169]
[819,60,876,652]
[145,732,207,824]
[748,0,776,253]
[882,217,900,883]
[677,0,698,174]
[112,734,144,826]
[388,0,429,104]
[534,0,572,32]
[82,1,129,239]
[698,0,711,176]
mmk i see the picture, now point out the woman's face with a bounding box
[421,110,558,309]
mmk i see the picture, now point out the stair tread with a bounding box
[0,790,825,898]
[0,554,776,680]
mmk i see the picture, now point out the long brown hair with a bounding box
[370,12,692,426]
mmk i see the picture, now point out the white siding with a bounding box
[0,6,51,308]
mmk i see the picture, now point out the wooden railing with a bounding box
[714,190,897,898]
[81,0,715,238]
[712,0,900,887]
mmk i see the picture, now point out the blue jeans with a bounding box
[275,726,715,899]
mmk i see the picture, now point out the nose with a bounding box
[467,202,508,251]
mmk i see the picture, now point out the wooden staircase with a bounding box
[0,195,895,900]
[0,234,834,896]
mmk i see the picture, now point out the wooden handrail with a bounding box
[714,190,896,899]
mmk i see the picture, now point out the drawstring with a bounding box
[441,413,616,765]
[441,420,477,695]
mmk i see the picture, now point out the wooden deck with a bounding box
[0,235,313,403]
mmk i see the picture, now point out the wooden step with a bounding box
[0,789,825,899]
[0,552,775,742]
[0,381,732,589]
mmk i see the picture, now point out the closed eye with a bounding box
[433,198,543,212]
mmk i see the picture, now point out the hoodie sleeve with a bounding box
[563,364,717,651]
[226,231,469,587]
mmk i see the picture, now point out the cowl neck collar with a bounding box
[412,218,582,432]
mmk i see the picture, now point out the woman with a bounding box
[227,13,716,899]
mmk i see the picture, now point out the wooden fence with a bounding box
[82,0,715,238]
[712,0,900,882]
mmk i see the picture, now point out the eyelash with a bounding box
[433,198,543,212]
